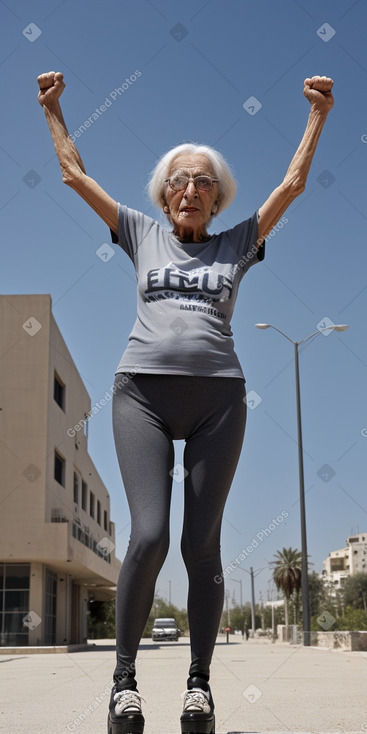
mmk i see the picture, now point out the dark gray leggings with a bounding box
[112,373,247,688]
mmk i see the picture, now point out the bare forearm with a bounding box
[42,100,86,182]
[257,76,333,241]
[283,106,328,193]
[258,107,329,239]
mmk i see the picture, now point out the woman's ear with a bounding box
[160,192,169,213]
[161,199,172,223]
[212,190,223,215]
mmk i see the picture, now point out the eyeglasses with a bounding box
[164,172,219,192]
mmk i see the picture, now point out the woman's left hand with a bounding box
[303,75,334,114]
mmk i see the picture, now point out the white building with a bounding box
[0,294,121,646]
[321,533,367,593]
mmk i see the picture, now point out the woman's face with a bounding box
[163,153,219,240]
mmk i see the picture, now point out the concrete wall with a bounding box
[45,304,91,526]
[28,562,44,646]
[46,305,118,583]
[316,631,367,651]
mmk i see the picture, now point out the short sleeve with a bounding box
[110,203,158,264]
[257,240,265,261]
[226,210,265,278]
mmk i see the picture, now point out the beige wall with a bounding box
[348,534,367,574]
[1,295,50,550]
[45,302,91,526]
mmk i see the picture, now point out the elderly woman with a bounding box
[38,71,333,734]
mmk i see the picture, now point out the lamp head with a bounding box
[334,324,349,332]
[255,323,270,329]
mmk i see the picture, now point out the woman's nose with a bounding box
[184,181,198,197]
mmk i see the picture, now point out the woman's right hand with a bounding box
[37,71,65,107]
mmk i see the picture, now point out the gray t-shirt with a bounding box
[110,203,265,379]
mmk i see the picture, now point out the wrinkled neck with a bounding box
[173,224,210,243]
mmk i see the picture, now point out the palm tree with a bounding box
[270,547,302,638]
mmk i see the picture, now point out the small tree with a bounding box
[308,571,331,618]
[342,573,367,610]
[333,606,367,631]
[220,601,262,633]
[228,604,246,632]
[88,599,116,638]
[270,547,302,638]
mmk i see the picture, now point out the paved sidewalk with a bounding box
[1,636,366,733]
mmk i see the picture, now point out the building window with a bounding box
[97,500,101,526]
[330,558,345,571]
[83,415,89,439]
[104,510,108,532]
[54,451,65,487]
[90,491,95,519]
[51,508,68,523]
[73,472,80,505]
[53,372,65,410]
[72,524,110,562]
[81,481,87,511]
[0,564,30,646]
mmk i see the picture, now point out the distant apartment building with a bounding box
[0,294,121,647]
[321,533,367,592]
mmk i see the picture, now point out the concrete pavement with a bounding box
[1,635,366,733]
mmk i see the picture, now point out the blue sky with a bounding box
[1,0,367,611]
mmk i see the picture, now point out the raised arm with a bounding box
[257,75,334,244]
[37,71,118,234]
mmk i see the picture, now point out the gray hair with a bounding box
[147,143,237,226]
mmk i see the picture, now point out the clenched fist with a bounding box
[303,75,334,113]
[37,71,65,106]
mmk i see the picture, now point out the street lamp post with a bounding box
[237,565,266,637]
[232,578,243,607]
[255,322,348,645]
[250,566,256,637]
[224,589,230,627]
